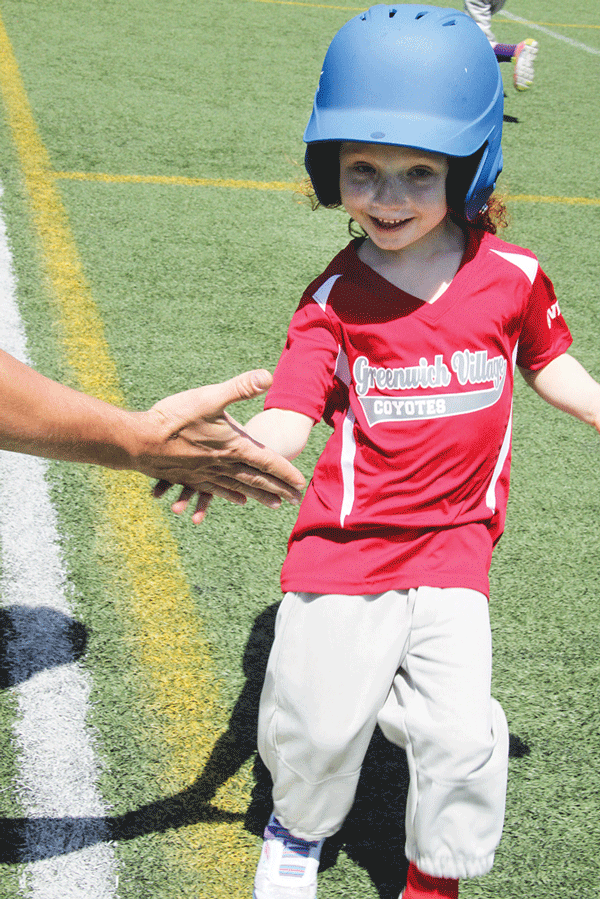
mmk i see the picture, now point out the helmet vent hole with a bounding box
[388,8,397,17]
[442,19,457,26]
[415,11,428,19]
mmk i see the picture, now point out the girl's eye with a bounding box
[352,163,375,175]
[410,167,433,179]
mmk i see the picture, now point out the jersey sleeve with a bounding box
[264,296,341,421]
[516,267,572,371]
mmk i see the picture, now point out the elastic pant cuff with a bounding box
[407,850,495,880]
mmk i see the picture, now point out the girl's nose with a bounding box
[374,175,406,206]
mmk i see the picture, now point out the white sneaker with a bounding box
[253,814,324,899]
[513,39,538,91]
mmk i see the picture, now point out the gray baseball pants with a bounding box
[257,587,509,879]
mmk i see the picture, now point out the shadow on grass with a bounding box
[0,606,87,688]
[0,602,530,898]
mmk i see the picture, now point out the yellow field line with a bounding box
[507,194,600,207]
[54,169,300,192]
[0,11,256,896]
[53,170,599,207]
[253,0,365,10]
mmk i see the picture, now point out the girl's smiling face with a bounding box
[339,142,450,255]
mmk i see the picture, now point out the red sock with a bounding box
[403,862,459,899]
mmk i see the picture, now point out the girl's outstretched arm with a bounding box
[519,353,600,434]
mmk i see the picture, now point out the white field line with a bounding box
[500,10,600,56]
[0,188,118,898]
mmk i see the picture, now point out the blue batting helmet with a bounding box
[304,4,504,220]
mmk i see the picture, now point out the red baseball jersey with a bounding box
[265,229,572,596]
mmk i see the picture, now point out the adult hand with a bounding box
[136,369,305,523]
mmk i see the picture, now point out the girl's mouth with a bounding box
[370,216,411,231]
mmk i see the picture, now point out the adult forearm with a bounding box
[0,352,138,467]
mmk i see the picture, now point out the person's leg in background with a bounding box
[464,0,538,91]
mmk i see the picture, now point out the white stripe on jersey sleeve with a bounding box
[313,274,342,310]
[490,249,539,285]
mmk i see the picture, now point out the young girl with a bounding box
[238,6,600,898]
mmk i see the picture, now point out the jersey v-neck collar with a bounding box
[346,228,481,322]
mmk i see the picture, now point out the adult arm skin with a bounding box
[519,353,600,433]
[0,350,305,521]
